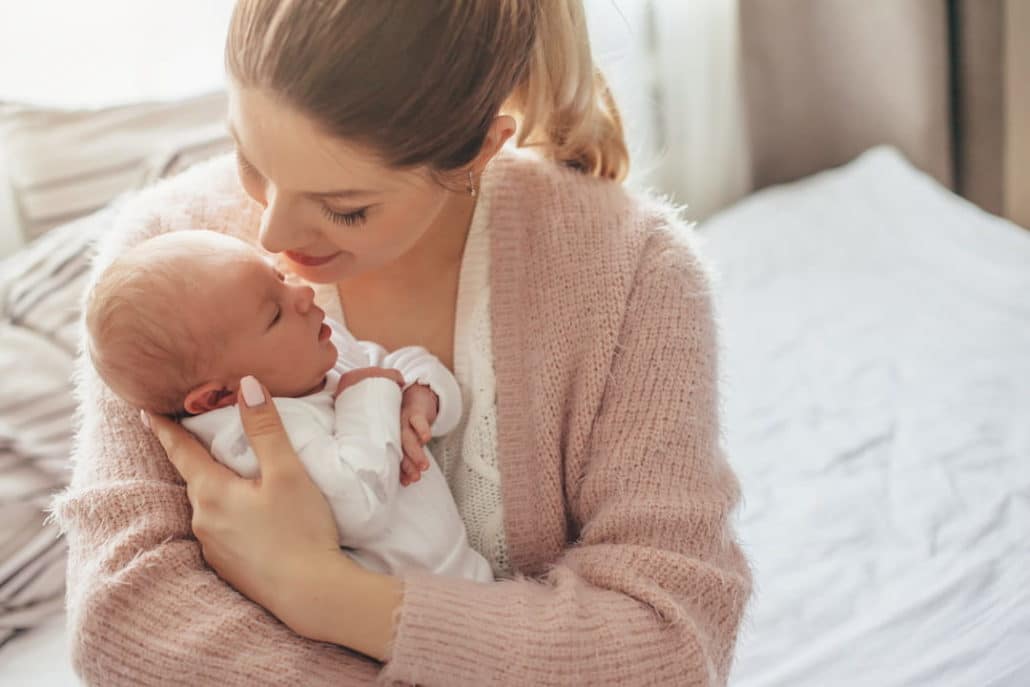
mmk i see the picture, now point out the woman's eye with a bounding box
[270,306,281,327]
[322,205,368,226]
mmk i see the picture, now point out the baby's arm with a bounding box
[209,380,403,543]
[361,342,463,436]
[360,343,462,484]
[316,376,403,540]
[334,366,403,398]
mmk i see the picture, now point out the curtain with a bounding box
[587,0,752,221]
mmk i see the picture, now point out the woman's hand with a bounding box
[399,383,438,486]
[142,375,360,639]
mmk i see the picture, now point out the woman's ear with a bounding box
[183,382,238,415]
[471,114,517,172]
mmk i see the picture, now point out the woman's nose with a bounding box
[258,189,309,255]
[293,285,316,314]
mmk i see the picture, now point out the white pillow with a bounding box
[0,90,230,255]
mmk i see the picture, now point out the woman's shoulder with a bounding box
[486,147,710,298]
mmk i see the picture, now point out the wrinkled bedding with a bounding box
[705,147,1030,687]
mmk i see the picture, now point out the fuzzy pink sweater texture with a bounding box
[52,148,751,686]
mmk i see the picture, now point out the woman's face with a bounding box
[227,83,457,284]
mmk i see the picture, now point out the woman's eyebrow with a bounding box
[226,119,380,200]
[308,188,379,200]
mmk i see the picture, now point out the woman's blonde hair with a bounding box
[226,0,628,181]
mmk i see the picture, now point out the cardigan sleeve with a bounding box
[52,369,385,685]
[378,230,752,686]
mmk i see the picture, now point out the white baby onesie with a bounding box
[182,319,494,583]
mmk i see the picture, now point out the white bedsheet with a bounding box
[704,147,1030,687]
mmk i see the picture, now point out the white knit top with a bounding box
[312,180,511,579]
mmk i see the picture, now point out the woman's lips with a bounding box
[284,250,341,267]
[318,322,331,342]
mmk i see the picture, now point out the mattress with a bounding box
[703,147,1030,686]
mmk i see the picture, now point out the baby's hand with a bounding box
[335,367,404,399]
[399,383,439,486]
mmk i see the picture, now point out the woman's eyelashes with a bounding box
[321,205,368,226]
[269,304,282,328]
[235,148,369,227]
[236,150,257,176]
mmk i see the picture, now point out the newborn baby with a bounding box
[86,229,493,583]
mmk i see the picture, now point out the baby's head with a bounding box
[86,230,338,416]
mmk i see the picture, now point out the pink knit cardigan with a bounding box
[52,148,751,686]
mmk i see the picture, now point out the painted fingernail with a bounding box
[139,409,151,430]
[240,376,266,407]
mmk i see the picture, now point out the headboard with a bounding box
[739,0,1029,229]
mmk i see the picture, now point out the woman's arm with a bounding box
[52,369,384,686]
[372,231,752,686]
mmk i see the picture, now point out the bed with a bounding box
[708,147,1030,686]
[1,2,1028,685]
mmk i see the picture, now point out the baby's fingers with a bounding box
[401,427,429,479]
[401,424,430,473]
[399,452,420,486]
[409,415,432,445]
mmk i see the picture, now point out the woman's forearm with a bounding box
[287,552,404,662]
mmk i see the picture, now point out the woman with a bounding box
[55,1,751,684]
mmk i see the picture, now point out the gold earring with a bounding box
[467,169,477,197]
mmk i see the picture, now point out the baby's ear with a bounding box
[183,382,238,415]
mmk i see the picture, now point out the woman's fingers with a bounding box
[145,410,231,488]
[236,375,300,482]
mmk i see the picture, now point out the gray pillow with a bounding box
[0,208,109,647]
